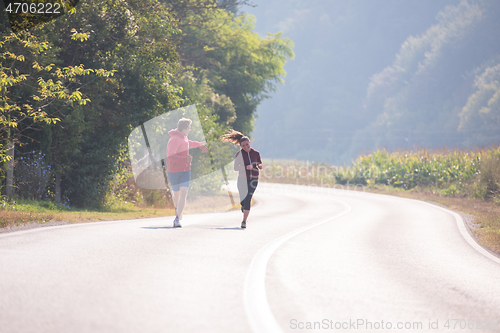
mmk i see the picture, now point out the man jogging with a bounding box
[166,118,208,228]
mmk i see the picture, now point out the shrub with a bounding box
[478,151,500,200]
[14,152,51,200]
[337,149,483,189]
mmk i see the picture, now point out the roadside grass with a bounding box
[0,191,237,231]
[183,192,237,214]
[0,197,175,230]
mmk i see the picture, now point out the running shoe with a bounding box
[173,217,182,228]
[241,221,246,229]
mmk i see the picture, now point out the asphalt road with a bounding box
[1,183,500,333]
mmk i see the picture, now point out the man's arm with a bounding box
[188,140,208,153]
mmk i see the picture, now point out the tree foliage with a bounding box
[459,63,500,144]
[1,0,293,208]
[177,9,293,132]
[0,30,113,163]
[355,0,500,154]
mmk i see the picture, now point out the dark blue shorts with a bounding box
[167,170,191,191]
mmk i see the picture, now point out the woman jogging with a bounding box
[222,130,262,228]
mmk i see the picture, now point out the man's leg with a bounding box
[176,186,189,218]
[173,190,180,217]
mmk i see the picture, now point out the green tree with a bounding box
[37,0,184,207]
[177,8,294,133]
[459,63,500,145]
[0,29,112,196]
[2,0,294,207]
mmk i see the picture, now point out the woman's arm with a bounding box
[256,152,263,169]
[234,151,246,171]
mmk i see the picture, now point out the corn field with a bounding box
[263,147,500,200]
[337,149,487,188]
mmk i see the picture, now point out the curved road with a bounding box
[1,183,500,333]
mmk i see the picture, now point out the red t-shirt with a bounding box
[166,129,203,173]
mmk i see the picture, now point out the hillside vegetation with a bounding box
[250,0,500,163]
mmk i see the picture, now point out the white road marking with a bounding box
[243,199,352,333]
[418,200,500,264]
[357,190,500,263]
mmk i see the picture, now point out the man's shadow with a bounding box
[214,227,245,230]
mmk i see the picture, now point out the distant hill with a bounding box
[243,0,500,163]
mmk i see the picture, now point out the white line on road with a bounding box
[243,199,352,333]
[418,200,500,264]
[355,190,500,264]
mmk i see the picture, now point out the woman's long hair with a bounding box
[221,129,249,146]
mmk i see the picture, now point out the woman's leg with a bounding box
[242,180,258,222]
[237,177,248,211]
